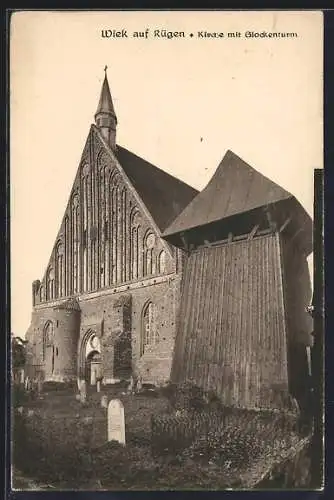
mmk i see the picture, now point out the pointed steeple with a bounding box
[95,66,117,149]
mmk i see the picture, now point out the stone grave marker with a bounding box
[101,395,108,409]
[136,376,143,392]
[107,399,125,445]
[80,380,87,403]
[97,380,101,393]
[127,376,134,394]
[37,379,43,394]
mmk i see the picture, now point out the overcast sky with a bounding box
[10,10,323,336]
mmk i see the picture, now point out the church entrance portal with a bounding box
[85,350,102,385]
[79,331,102,385]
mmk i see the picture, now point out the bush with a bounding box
[181,423,268,468]
[151,402,300,468]
[160,381,223,412]
[12,410,96,484]
[12,385,27,407]
[151,409,223,456]
[43,380,76,392]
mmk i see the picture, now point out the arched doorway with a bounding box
[85,350,102,385]
[78,330,102,385]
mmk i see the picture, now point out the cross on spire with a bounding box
[104,65,108,75]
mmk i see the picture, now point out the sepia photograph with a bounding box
[10,10,323,491]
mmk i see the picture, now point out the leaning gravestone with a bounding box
[107,399,125,445]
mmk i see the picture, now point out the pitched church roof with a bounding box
[163,149,294,237]
[115,145,199,232]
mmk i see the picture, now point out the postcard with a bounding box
[10,10,323,491]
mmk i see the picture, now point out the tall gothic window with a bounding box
[43,321,54,362]
[71,194,79,293]
[144,232,156,276]
[158,250,166,274]
[82,169,89,292]
[99,166,106,288]
[121,189,127,282]
[55,241,64,298]
[64,216,69,296]
[46,267,55,301]
[109,173,121,284]
[141,301,158,356]
[130,209,140,280]
[116,184,122,283]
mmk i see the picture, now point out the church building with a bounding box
[25,71,198,385]
[25,71,313,412]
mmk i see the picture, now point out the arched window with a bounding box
[98,165,109,288]
[121,189,127,282]
[141,301,158,356]
[82,169,89,292]
[158,250,166,274]
[64,216,69,296]
[109,173,121,284]
[43,321,54,362]
[130,209,140,280]
[71,194,79,293]
[144,232,156,276]
[46,267,55,301]
[39,285,44,302]
[55,241,64,298]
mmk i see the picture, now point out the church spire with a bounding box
[95,66,117,150]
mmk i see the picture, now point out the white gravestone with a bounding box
[97,381,101,393]
[108,399,125,445]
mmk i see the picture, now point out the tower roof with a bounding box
[163,150,294,237]
[95,70,117,119]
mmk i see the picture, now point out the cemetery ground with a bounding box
[12,382,313,491]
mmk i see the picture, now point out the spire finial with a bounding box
[104,65,108,76]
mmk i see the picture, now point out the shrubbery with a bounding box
[152,382,302,472]
[160,381,222,412]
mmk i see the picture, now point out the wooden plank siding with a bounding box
[171,232,290,409]
[280,234,313,412]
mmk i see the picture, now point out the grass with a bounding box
[12,384,312,490]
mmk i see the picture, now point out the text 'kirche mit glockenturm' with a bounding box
[101,29,298,39]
